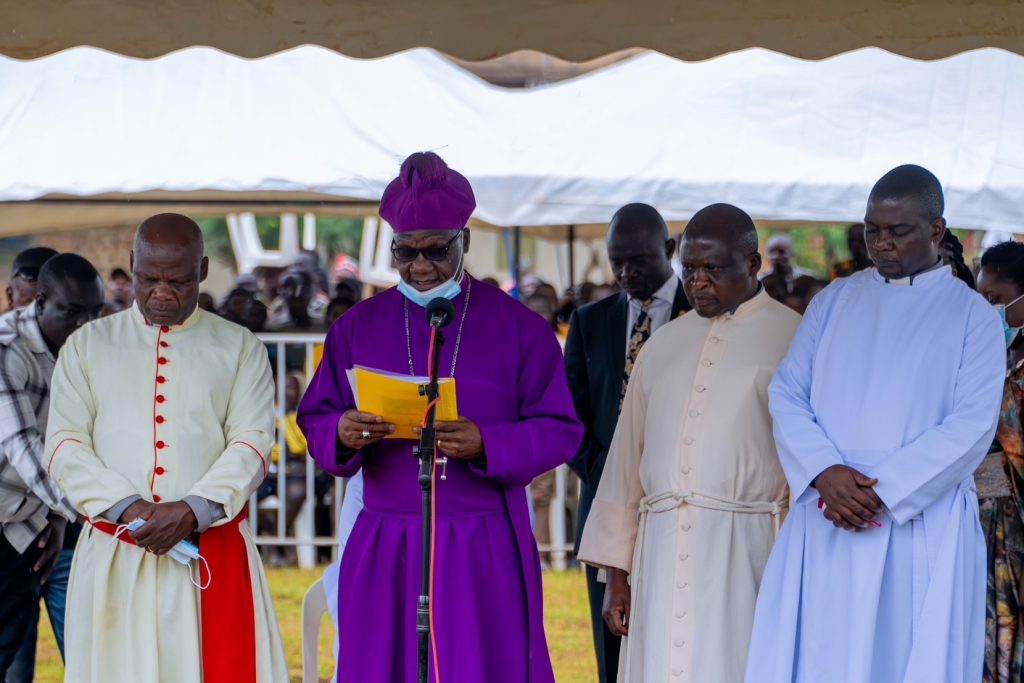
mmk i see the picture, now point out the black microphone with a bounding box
[426,297,455,328]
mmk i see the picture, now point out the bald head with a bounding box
[134,213,204,254]
[131,213,209,326]
[680,203,761,318]
[606,203,675,300]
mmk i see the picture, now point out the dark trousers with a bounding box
[586,564,621,683]
[0,534,42,677]
[6,547,74,682]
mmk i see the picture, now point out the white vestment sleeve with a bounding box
[872,304,1005,524]
[186,332,274,522]
[768,293,844,500]
[46,334,140,519]
[577,349,649,573]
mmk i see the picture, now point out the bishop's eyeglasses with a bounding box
[391,230,465,263]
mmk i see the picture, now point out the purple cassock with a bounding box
[298,275,583,682]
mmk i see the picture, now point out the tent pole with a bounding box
[512,226,522,299]
[567,224,576,292]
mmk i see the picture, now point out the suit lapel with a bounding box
[607,293,628,380]
[671,280,692,317]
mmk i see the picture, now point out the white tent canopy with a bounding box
[1,45,1022,235]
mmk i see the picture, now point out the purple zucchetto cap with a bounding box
[379,152,476,233]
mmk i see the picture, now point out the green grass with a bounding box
[30,566,595,682]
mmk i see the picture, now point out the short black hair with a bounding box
[110,267,130,280]
[38,253,101,296]
[869,164,944,220]
[282,268,312,288]
[685,203,759,255]
[12,247,58,280]
[326,295,355,317]
[981,241,1024,291]
[609,203,669,240]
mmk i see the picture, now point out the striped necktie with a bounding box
[620,299,653,410]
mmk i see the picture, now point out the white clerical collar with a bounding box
[628,275,678,307]
[882,259,948,286]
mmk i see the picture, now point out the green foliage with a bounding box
[318,216,364,263]
[761,223,854,278]
[196,217,235,269]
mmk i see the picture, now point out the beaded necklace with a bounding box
[403,278,473,377]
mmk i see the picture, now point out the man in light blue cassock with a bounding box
[745,165,1006,683]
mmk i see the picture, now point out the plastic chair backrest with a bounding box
[302,577,328,683]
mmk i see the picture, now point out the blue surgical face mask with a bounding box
[397,263,464,308]
[995,293,1024,348]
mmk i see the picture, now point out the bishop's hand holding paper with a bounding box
[337,410,396,450]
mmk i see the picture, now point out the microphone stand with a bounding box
[414,325,445,683]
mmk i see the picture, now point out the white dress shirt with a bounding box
[626,275,680,354]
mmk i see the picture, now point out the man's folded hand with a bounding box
[130,501,198,554]
[814,464,881,531]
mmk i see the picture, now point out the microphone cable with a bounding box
[424,327,442,682]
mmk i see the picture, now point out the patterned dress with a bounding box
[983,359,1024,683]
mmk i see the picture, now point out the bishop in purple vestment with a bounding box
[298,152,583,682]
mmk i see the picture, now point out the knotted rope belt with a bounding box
[628,489,787,631]
[638,489,786,531]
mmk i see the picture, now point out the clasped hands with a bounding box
[120,499,198,555]
[337,410,484,460]
[814,464,882,531]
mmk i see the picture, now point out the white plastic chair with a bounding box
[302,577,329,683]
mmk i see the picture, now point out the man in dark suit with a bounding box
[565,203,690,683]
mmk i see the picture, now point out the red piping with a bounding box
[232,440,268,477]
[47,438,82,474]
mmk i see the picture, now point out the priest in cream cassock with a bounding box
[579,204,801,683]
[45,214,288,683]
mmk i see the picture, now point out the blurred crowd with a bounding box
[199,250,364,335]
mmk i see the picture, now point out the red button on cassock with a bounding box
[156,395,166,403]
[154,467,166,475]
[155,416,165,424]
[160,341,169,348]
[152,495,162,502]
[156,440,166,449]
[156,376,166,384]
[160,326,170,333]
[158,357,168,365]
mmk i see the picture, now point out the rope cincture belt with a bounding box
[628,489,788,643]
[638,489,787,533]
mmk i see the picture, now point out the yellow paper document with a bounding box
[348,365,459,440]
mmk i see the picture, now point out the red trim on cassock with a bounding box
[91,509,258,682]
[150,327,165,492]
[47,438,82,474]
[232,440,268,477]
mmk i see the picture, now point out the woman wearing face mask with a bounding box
[976,240,1024,683]
[297,152,583,682]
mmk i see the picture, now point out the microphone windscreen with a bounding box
[426,297,456,327]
